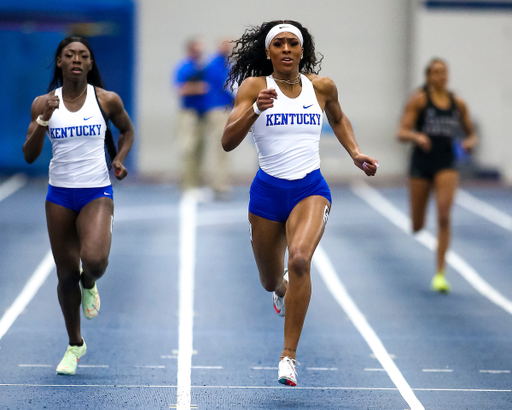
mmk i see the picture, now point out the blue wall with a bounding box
[0,0,135,175]
[425,1,512,9]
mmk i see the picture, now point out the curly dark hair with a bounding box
[227,20,323,90]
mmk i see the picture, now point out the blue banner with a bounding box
[426,1,512,9]
[0,0,135,175]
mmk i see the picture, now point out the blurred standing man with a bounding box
[204,39,235,200]
[174,37,209,190]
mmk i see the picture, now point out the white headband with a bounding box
[265,23,303,49]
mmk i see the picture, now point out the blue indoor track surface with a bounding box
[1,175,512,409]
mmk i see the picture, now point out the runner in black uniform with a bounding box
[410,88,460,179]
[397,58,477,292]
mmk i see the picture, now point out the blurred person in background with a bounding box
[397,58,477,293]
[173,37,209,191]
[23,36,134,375]
[223,20,378,386]
[204,38,235,200]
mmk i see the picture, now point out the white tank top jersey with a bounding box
[251,74,323,180]
[47,84,110,188]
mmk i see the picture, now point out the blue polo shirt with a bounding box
[204,53,234,110]
[174,58,207,114]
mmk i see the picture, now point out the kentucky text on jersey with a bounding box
[50,124,102,139]
[266,113,322,127]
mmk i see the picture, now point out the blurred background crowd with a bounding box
[1,0,511,187]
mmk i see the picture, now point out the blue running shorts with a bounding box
[249,168,331,222]
[46,184,114,213]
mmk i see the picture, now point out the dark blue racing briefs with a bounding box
[46,184,113,213]
[249,168,331,222]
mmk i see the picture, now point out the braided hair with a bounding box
[227,20,323,90]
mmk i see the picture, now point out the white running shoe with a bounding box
[272,292,285,317]
[82,283,100,319]
[56,339,87,375]
[278,356,298,386]
[272,269,288,317]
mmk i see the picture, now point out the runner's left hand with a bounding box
[461,138,476,154]
[112,160,128,180]
[354,155,379,176]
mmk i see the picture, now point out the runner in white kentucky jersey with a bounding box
[223,20,378,386]
[23,36,134,376]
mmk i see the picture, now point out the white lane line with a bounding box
[306,367,338,371]
[114,204,247,226]
[371,353,396,359]
[114,205,178,222]
[251,367,277,370]
[0,174,27,202]
[480,370,510,374]
[351,182,512,317]
[135,365,165,369]
[191,366,222,369]
[457,189,512,232]
[314,246,424,410]
[0,384,508,392]
[412,388,509,392]
[0,251,54,341]
[197,209,248,226]
[422,369,453,373]
[173,349,198,355]
[176,190,198,410]
[15,365,508,374]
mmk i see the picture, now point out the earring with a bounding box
[267,56,270,60]
[300,55,303,60]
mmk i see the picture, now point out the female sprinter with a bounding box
[397,58,477,293]
[23,37,134,375]
[222,20,378,386]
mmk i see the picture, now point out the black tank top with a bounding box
[415,88,461,138]
[410,88,461,178]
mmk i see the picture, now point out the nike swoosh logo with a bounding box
[104,192,111,195]
[84,116,94,121]
[303,104,313,109]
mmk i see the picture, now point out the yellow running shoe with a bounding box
[82,283,100,319]
[431,272,451,293]
[56,339,87,375]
